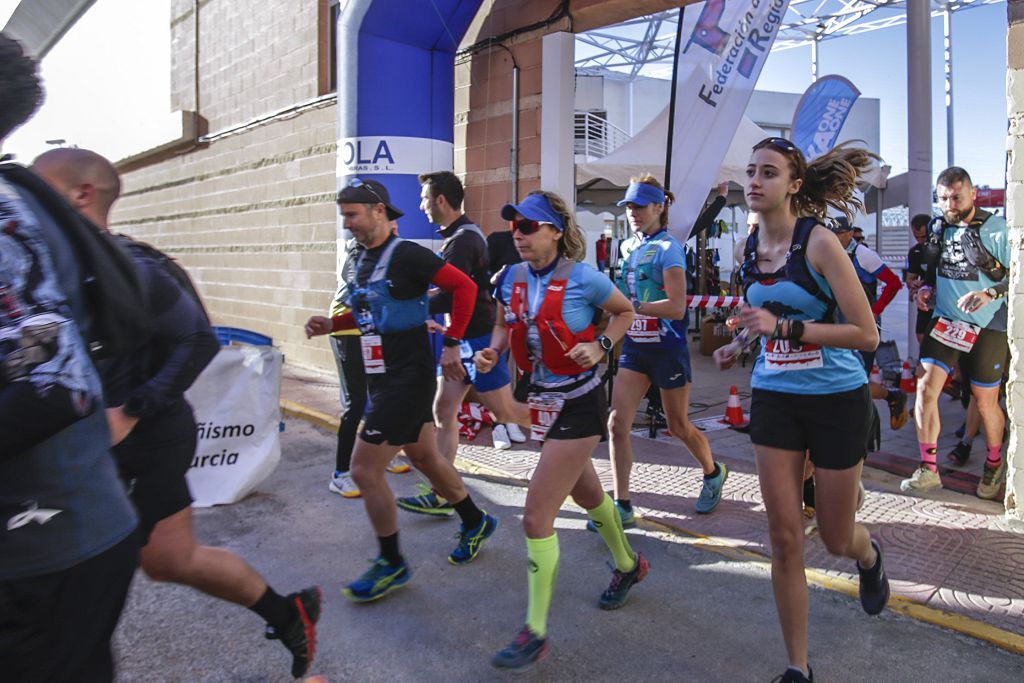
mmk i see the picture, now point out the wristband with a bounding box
[787,320,804,342]
[442,336,461,348]
[770,317,785,341]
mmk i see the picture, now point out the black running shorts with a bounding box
[536,384,609,442]
[360,373,435,446]
[115,402,196,544]
[915,308,933,336]
[749,385,872,470]
[919,326,1009,387]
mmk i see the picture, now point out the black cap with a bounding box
[336,178,404,220]
[830,215,852,233]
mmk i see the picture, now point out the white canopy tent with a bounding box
[576,106,770,191]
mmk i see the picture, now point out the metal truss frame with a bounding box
[574,0,1003,78]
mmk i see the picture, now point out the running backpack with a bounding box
[740,216,836,322]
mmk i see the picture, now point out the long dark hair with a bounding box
[752,138,879,222]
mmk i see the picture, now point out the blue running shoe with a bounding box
[491,626,549,672]
[695,463,728,514]
[448,512,498,565]
[585,502,636,532]
[396,482,455,518]
[342,557,411,603]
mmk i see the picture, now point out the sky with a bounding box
[0,0,1011,187]
[2,0,172,163]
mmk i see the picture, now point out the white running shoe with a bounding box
[386,457,411,474]
[899,465,942,493]
[492,424,512,450]
[329,471,361,498]
[504,423,527,444]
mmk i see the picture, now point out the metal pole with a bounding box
[906,2,932,362]
[511,65,520,201]
[944,7,955,168]
[811,36,819,83]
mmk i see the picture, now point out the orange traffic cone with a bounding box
[722,385,746,426]
[869,364,882,385]
[900,360,917,394]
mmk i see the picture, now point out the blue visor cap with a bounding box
[500,194,565,232]
[617,181,666,207]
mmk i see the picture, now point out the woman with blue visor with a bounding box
[602,176,728,530]
[475,191,646,672]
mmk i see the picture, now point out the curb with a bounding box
[280,398,1024,656]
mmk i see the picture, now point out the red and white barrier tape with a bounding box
[686,295,744,309]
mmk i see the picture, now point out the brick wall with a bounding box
[1006,0,1023,520]
[116,0,339,373]
[171,0,321,132]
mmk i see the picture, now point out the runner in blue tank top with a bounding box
[713,138,888,683]
[473,191,644,673]
[603,176,728,529]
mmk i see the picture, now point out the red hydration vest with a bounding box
[506,259,595,376]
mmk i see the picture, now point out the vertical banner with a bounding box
[666,0,791,242]
[790,75,861,160]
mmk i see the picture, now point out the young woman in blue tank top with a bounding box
[604,176,728,527]
[714,138,888,683]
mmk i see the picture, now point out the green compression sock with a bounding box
[587,493,636,572]
[525,533,560,638]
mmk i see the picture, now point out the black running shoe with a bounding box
[599,552,649,610]
[857,538,890,616]
[772,666,814,682]
[265,586,322,678]
[947,441,972,466]
[491,626,549,672]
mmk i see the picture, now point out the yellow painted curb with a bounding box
[280,399,339,433]
[642,517,1024,656]
[281,399,1024,656]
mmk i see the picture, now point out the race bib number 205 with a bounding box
[763,339,824,371]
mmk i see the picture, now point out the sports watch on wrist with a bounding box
[442,336,461,348]
[597,335,614,353]
[983,287,1002,300]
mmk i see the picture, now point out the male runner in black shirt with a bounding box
[306,178,498,602]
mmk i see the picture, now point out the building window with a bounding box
[318,0,340,95]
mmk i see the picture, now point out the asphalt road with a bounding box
[113,417,1024,682]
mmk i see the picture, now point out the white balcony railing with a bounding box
[574,111,630,158]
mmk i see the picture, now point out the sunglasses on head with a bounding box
[510,218,546,235]
[347,177,385,205]
[758,137,799,153]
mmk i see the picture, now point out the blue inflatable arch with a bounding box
[336,0,485,243]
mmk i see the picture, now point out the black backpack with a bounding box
[116,236,209,322]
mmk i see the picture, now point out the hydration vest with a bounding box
[347,237,427,335]
[506,259,595,376]
[740,217,836,322]
[617,230,669,303]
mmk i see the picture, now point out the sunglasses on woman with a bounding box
[510,218,547,235]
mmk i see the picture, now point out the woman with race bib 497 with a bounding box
[602,176,728,532]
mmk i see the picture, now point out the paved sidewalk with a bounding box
[280,332,1024,654]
